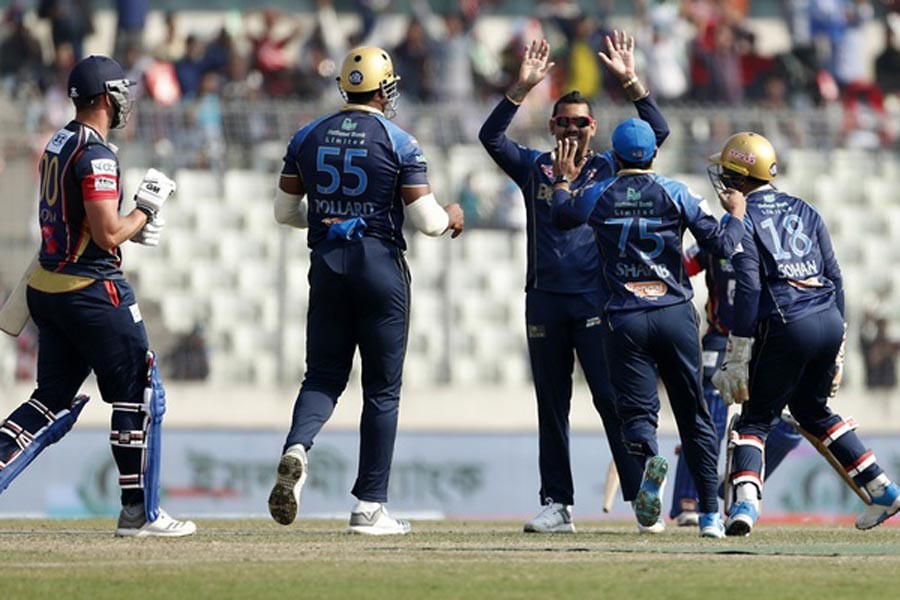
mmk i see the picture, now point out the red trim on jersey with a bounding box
[81,173,120,201]
[104,281,120,307]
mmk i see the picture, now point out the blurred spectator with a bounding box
[860,314,900,415]
[565,18,602,100]
[37,0,94,61]
[413,1,476,102]
[295,24,338,101]
[640,3,690,102]
[834,0,874,87]
[247,9,301,98]
[121,42,153,101]
[114,0,149,64]
[167,324,210,381]
[0,3,44,96]
[392,18,433,102]
[175,34,208,99]
[153,11,185,63]
[195,71,225,172]
[875,18,900,98]
[738,31,777,102]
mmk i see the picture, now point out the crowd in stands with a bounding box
[1,1,898,111]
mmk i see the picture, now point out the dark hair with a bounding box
[616,156,654,170]
[346,89,379,104]
[72,94,102,109]
[552,90,593,117]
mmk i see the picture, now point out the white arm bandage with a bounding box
[274,187,308,229]
[404,192,449,237]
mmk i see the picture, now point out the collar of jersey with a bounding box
[747,184,776,197]
[617,168,655,175]
[341,104,384,115]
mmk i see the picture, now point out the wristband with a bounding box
[135,205,154,219]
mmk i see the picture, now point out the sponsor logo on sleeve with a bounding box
[91,158,118,175]
[129,303,143,323]
[46,129,75,154]
[94,177,118,192]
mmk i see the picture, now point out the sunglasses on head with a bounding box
[552,114,595,128]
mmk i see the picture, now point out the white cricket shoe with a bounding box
[524,501,575,533]
[268,444,308,526]
[674,510,700,527]
[637,519,666,535]
[856,482,900,530]
[115,507,197,538]
[347,504,412,535]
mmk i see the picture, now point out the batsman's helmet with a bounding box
[708,131,777,194]
[68,55,135,129]
[337,46,401,118]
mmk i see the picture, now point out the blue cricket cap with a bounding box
[611,118,657,163]
[67,55,129,99]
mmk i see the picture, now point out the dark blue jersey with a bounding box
[478,96,669,293]
[37,121,124,280]
[552,171,744,328]
[684,243,735,351]
[281,105,428,251]
[731,187,844,337]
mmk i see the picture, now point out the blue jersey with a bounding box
[684,243,735,352]
[552,171,744,328]
[37,121,124,281]
[478,96,669,293]
[731,187,844,337]
[281,105,428,251]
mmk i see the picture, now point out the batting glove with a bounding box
[134,168,177,217]
[712,335,753,406]
[828,322,847,399]
[131,215,165,247]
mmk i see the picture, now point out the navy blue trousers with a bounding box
[732,306,882,489]
[0,280,149,505]
[526,289,642,506]
[603,302,720,513]
[284,238,410,503]
[669,339,802,517]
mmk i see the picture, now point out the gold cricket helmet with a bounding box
[338,46,400,95]
[709,131,778,181]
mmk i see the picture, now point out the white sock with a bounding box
[354,500,382,514]
[865,474,890,497]
[735,483,760,509]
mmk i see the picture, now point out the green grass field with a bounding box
[1,519,899,599]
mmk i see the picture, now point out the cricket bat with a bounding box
[0,252,38,337]
[602,461,620,513]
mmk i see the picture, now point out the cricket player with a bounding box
[551,118,746,538]
[668,244,802,526]
[710,132,900,535]
[0,55,194,537]
[268,46,464,535]
[479,33,665,533]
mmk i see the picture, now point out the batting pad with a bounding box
[0,395,90,494]
[144,351,166,523]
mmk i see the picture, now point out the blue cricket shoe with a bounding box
[856,482,900,530]
[699,512,725,538]
[634,455,668,527]
[725,500,759,536]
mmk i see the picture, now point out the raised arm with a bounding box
[598,29,669,147]
[478,39,552,186]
